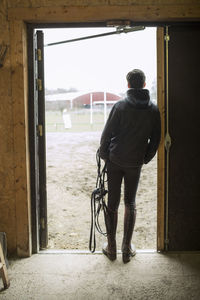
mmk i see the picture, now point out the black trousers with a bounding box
[106,160,142,212]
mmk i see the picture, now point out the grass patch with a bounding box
[46,110,106,132]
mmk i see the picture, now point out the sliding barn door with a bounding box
[35,30,48,250]
[29,28,48,252]
[167,25,200,250]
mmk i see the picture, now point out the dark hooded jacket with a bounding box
[99,88,161,167]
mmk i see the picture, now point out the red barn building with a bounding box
[72,91,121,108]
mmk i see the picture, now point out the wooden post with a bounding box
[9,19,32,257]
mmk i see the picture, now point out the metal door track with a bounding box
[39,249,157,255]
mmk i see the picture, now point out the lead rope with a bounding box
[89,150,108,253]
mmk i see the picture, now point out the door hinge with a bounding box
[40,217,45,230]
[37,49,42,61]
[37,124,43,137]
[37,78,42,91]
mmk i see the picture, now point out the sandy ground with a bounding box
[46,132,157,251]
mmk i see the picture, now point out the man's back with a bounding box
[100,88,161,167]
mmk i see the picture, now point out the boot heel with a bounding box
[102,242,117,261]
[122,244,136,263]
[107,252,117,261]
[122,252,134,263]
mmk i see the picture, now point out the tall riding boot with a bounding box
[122,204,137,263]
[102,208,118,261]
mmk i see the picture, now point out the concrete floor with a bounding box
[0,251,200,300]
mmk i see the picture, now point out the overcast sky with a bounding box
[42,27,157,95]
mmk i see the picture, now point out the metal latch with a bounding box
[164,34,170,42]
[165,132,172,151]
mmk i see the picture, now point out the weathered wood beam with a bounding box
[9,20,31,257]
[8,5,200,23]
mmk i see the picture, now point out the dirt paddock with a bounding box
[46,131,157,251]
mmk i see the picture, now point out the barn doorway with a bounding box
[29,25,162,253]
[42,26,158,251]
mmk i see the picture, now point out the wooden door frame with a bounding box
[157,27,165,251]
[26,21,166,254]
[9,4,200,256]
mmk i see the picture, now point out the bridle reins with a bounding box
[89,149,108,253]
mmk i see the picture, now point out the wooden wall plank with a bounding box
[9,20,31,257]
[0,0,17,254]
[8,5,200,23]
[7,0,109,7]
[157,27,165,251]
[110,0,200,4]
[7,0,200,8]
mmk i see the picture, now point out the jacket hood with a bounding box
[125,88,151,109]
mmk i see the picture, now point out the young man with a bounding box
[99,69,161,263]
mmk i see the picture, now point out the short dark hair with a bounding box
[126,69,146,88]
